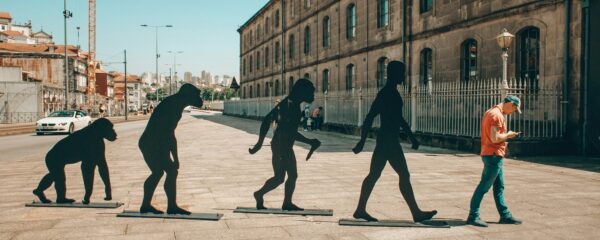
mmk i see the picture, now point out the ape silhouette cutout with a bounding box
[33,118,117,204]
[138,84,203,215]
[249,78,321,211]
[352,61,437,222]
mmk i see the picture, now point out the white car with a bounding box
[36,110,92,135]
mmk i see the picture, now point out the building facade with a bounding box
[237,0,594,155]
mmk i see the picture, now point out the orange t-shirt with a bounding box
[481,105,507,157]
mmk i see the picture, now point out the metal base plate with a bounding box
[116,210,222,221]
[339,218,450,228]
[25,201,123,209]
[234,207,333,216]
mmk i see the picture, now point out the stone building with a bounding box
[237,0,597,155]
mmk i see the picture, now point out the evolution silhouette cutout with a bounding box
[138,84,203,215]
[249,78,321,211]
[33,118,117,204]
[351,61,437,222]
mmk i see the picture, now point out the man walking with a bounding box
[467,95,523,227]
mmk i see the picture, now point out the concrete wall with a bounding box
[0,66,21,82]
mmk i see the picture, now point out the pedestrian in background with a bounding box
[311,106,322,130]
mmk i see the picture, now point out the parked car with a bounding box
[36,110,92,135]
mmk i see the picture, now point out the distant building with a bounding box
[0,12,52,44]
[0,42,88,114]
[113,73,142,113]
[184,71,192,83]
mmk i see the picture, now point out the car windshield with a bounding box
[48,111,75,118]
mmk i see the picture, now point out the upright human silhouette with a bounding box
[138,84,203,215]
[33,118,117,204]
[249,78,321,211]
[352,61,437,222]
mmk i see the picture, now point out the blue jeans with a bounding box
[468,155,511,218]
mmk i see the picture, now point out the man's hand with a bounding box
[507,131,520,139]
[249,143,262,154]
[352,140,365,154]
[306,139,321,161]
[173,160,180,170]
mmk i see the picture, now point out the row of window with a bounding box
[243,0,392,52]
[243,26,541,98]
[420,27,540,87]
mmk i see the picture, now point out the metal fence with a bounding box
[224,78,564,140]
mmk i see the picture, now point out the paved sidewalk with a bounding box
[1,111,599,240]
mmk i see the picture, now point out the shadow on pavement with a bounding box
[512,156,600,173]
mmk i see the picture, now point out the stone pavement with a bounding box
[1,111,599,240]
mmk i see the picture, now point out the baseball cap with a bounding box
[504,95,522,114]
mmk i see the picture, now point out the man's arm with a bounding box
[490,126,519,143]
[249,106,277,154]
[353,97,380,154]
[399,115,419,150]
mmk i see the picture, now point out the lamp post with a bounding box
[63,0,73,110]
[140,24,172,104]
[496,28,515,96]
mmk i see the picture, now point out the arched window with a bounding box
[304,73,310,79]
[461,39,478,84]
[420,48,433,85]
[265,47,270,67]
[377,0,389,28]
[265,17,270,34]
[517,27,540,89]
[275,42,281,64]
[249,85,253,98]
[346,64,355,91]
[288,77,294,93]
[289,34,295,59]
[275,10,280,28]
[323,16,330,48]
[420,0,432,13]
[242,86,246,98]
[377,57,388,89]
[304,25,311,55]
[257,25,261,41]
[256,84,261,97]
[275,80,280,96]
[249,55,253,73]
[346,4,356,40]
[322,69,329,93]
[243,58,247,75]
[256,51,261,70]
[265,83,269,97]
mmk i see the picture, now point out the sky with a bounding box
[1,0,269,79]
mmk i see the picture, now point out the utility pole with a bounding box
[169,67,172,95]
[124,49,128,121]
[63,0,72,110]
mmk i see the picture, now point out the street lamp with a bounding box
[140,24,172,104]
[496,28,514,91]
